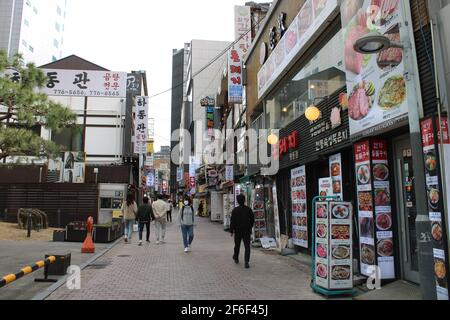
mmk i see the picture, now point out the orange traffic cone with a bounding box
[81,217,95,253]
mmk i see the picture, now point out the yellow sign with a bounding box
[113,210,122,218]
[147,141,154,154]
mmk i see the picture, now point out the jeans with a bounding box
[155,218,166,241]
[167,210,172,222]
[234,232,251,263]
[138,221,150,241]
[124,219,135,240]
[181,225,194,248]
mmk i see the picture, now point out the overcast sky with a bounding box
[63,0,249,152]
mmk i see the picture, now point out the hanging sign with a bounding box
[291,166,308,248]
[134,96,149,154]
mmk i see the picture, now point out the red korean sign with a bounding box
[421,118,435,148]
[228,49,243,104]
[371,139,388,161]
[279,131,299,156]
[354,140,370,164]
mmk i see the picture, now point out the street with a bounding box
[46,210,322,300]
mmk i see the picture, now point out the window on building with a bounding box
[53,39,59,48]
[52,56,57,62]
[22,39,27,47]
[33,7,38,14]
[29,45,34,52]
[55,22,60,32]
[57,6,62,16]
[51,127,83,152]
[26,0,31,7]
[24,19,29,27]
[265,29,345,130]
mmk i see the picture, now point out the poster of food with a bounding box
[341,0,408,137]
[318,178,333,201]
[354,141,376,277]
[329,153,343,200]
[315,201,353,290]
[253,186,267,241]
[62,152,86,183]
[292,166,308,248]
[372,139,395,279]
[420,117,450,300]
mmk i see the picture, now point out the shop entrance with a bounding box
[394,136,420,284]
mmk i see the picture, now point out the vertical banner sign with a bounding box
[341,0,408,137]
[225,165,234,181]
[329,154,343,200]
[252,186,267,240]
[273,184,282,251]
[234,6,251,58]
[354,141,376,277]
[372,139,395,279]
[177,168,183,182]
[421,117,450,300]
[291,166,308,248]
[134,96,149,154]
[315,201,354,290]
[206,105,215,137]
[228,49,243,104]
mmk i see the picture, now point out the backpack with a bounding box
[181,205,194,222]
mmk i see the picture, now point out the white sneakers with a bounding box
[156,241,160,245]
[184,247,189,253]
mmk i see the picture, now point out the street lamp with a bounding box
[353,30,404,54]
[305,97,327,122]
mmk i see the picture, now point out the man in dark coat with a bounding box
[230,194,255,269]
[136,197,154,246]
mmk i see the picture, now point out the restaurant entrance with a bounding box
[394,136,420,284]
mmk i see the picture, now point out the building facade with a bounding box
[0,0,67,65]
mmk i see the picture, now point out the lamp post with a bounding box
[354,26,435,299]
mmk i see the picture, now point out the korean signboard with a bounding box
[41,69,127,98]
[258,0,339,99]
[126,73,142,94]
[291,166,308,248]
[341,0,408,137]
[420,117,450,300]
[234,6,251,58]
[177,168,183,182]
[228,49,243,104]
[225,165,234,181]
[134,96,149,154]
[354,139,395,280]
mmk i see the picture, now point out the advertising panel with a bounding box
[291,166,308,248]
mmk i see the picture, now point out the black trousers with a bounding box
[167,210,172,222]
[138,221,150,241]
[234,232,251,263]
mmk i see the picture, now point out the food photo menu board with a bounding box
[292,166,308,248]
[252,186,267,241]
[354,139,396,279]
[341,0,408,137]
[420,117,450,300]
[315,201,353,290]
[329,153,343,200]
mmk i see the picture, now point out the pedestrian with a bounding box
[230,194,255,269]
[136,196,154,246]
[152,194,168,244]
[178,197,196,253]
[166,198,173,223]
[198,200,204,217]
[121,193,137,243]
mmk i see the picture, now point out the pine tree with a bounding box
[0,50,77,162]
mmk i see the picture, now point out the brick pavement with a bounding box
[47,211,322,300]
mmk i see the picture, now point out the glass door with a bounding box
[394,137,420,283]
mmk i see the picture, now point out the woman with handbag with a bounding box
[121,193,137,243]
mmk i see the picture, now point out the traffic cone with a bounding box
[81,233,95,253]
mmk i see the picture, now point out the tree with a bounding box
[0,50,77,162]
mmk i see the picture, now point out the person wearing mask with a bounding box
[178,198,196,253]
[136,197,154,246]
[230,194,255,269]
[152,194,168,244]
[121,193,137,243]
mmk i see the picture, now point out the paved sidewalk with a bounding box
[47,211,322,300]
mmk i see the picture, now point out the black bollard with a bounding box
[27,213,32,238]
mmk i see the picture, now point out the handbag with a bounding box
[133,223,138,232]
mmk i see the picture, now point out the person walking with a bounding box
[152,194,168,244]
[136,196,154,246]
[121,193,137,243]
[178,197,196,253]
[230,194,255,269]
[166,198,173,223]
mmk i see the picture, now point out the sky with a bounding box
[63,0,249,152]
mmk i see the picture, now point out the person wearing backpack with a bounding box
[178,197,196,253]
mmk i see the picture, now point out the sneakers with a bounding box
[124,236,128,243]
[245,263,250,269]
[233,258,239,264]
[184,247,189,253]
[146,240,150,243]
[138,240,142,246]
[156,241,160,245]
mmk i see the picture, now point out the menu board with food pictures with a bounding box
[354,140,376,277]
[252,186,267,241]
[372,139,395,279]
[315,201,353,290]
[421,117,450,300]
[329,153,343,200]
[341,0,408,137]
[292,166,308,248]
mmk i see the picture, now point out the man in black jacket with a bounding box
[137,197,155,246]
[230,194,255,269]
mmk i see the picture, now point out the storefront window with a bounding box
[266,30,346,130]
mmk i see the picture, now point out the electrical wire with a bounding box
[148,15,266,100]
